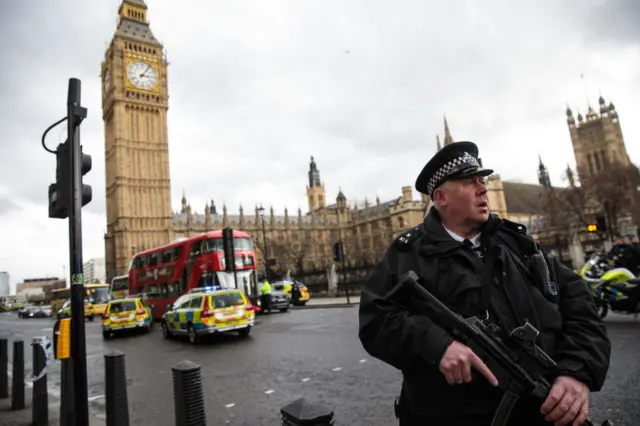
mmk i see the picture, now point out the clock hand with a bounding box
[140,64,152,79]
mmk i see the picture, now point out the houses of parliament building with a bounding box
[102,0,636,282]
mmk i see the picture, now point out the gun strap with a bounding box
[479,242,499,313]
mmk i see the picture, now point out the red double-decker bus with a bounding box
[128,230,259,319]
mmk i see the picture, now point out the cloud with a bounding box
[0,0,639,286]
[0,193,20,216]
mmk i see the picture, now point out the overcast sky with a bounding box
[0,0,639,290]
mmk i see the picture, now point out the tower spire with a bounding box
[118,0,149,24]
[308,155,321,188]
[443,116,453,145]
[537,154,551,188]
[436,134,442,151]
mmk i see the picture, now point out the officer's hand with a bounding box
[540,376,589,426]
[439,340,499,386]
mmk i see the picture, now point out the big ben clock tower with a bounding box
[102,0,174,282]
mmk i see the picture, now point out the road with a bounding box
[0,309,638,425]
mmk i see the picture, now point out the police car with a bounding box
[161,286,256,344]
[101,296,153,339]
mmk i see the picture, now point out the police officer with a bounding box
[260,280,272,314]
[358,141,611,426]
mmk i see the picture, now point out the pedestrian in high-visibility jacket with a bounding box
[260,280,272,314]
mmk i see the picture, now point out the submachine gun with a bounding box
[384,271,613,426]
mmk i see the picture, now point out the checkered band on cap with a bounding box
[426,151,480,196]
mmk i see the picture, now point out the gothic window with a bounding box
[594,151,601,171]
[134,110,140,140]
[146,114,151,142]
[601,150,607,165]
[398,217,405,228]
[587,154,594,174]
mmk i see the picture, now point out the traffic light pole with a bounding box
[67,78,89,426]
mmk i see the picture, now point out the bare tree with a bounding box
[252,236,289,276]
[539,164,640,239]
[284,229,315,274]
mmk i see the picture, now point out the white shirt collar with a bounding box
[442,223,482,248]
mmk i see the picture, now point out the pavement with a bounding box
[0,309,638,425]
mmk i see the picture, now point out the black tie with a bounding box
[464,239,484,259]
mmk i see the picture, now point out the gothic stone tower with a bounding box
[566,95,631,182]
[102,0,174,282]
[306,156,326,212]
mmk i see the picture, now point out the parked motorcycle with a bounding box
[579,252,640,319]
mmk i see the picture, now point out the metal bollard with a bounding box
[32,340,49,425]
[280,398,335,426]
[11,340,24,410]
[60,357,75,426]
[172,360,206,426]
[105,350,130,426]
[0,338,7,399]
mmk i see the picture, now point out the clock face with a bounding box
[103,69,110,94]
[127,61,158,90]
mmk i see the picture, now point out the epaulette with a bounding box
[394,225,423,251]
[501,219,528,236]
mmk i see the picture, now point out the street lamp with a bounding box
[258,205,269,279]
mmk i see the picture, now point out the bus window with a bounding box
[203,238,223,253]
[89,287,111,304]
[189,241,202,258]
[162,248,173,263]
[173,246,183,261]
[233,237,254,251]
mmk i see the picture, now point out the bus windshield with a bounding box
[88,287,111,304]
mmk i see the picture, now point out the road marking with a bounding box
[332,367,342,372]
[225,403,235,408]
[301,377,310,382]
[42,328,52,331]
[359,359,367,363]
[88,394,105,402]
[264,389,274,394]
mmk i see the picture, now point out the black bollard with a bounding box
[60,357,75,426]
[32,340,49,425]
[104,350,130,426]
[11,340,24,410]
[0,338,7,399]
[172,360,206,426]
[280,398,335,426]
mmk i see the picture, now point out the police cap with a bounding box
[415,141,494,197]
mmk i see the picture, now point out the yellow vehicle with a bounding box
[161,287,255,344]
[57,299,94,321]
[101,296,153,339]
[50,288,70,313]
[85,283,111,316]
[276,280,310,306]
[110,275,129,299]
[52,283,111,318]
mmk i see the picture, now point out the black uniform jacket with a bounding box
[358,208,611,419]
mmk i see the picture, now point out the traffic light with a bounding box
[333,241,344,262]
[48,142,70,219]
[587,224,597,232]
[48,142,92,219]
[222,227,235,272]
[596,216,607,233]
[80,145,92,208]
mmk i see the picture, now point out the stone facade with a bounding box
[102,0,174,282]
